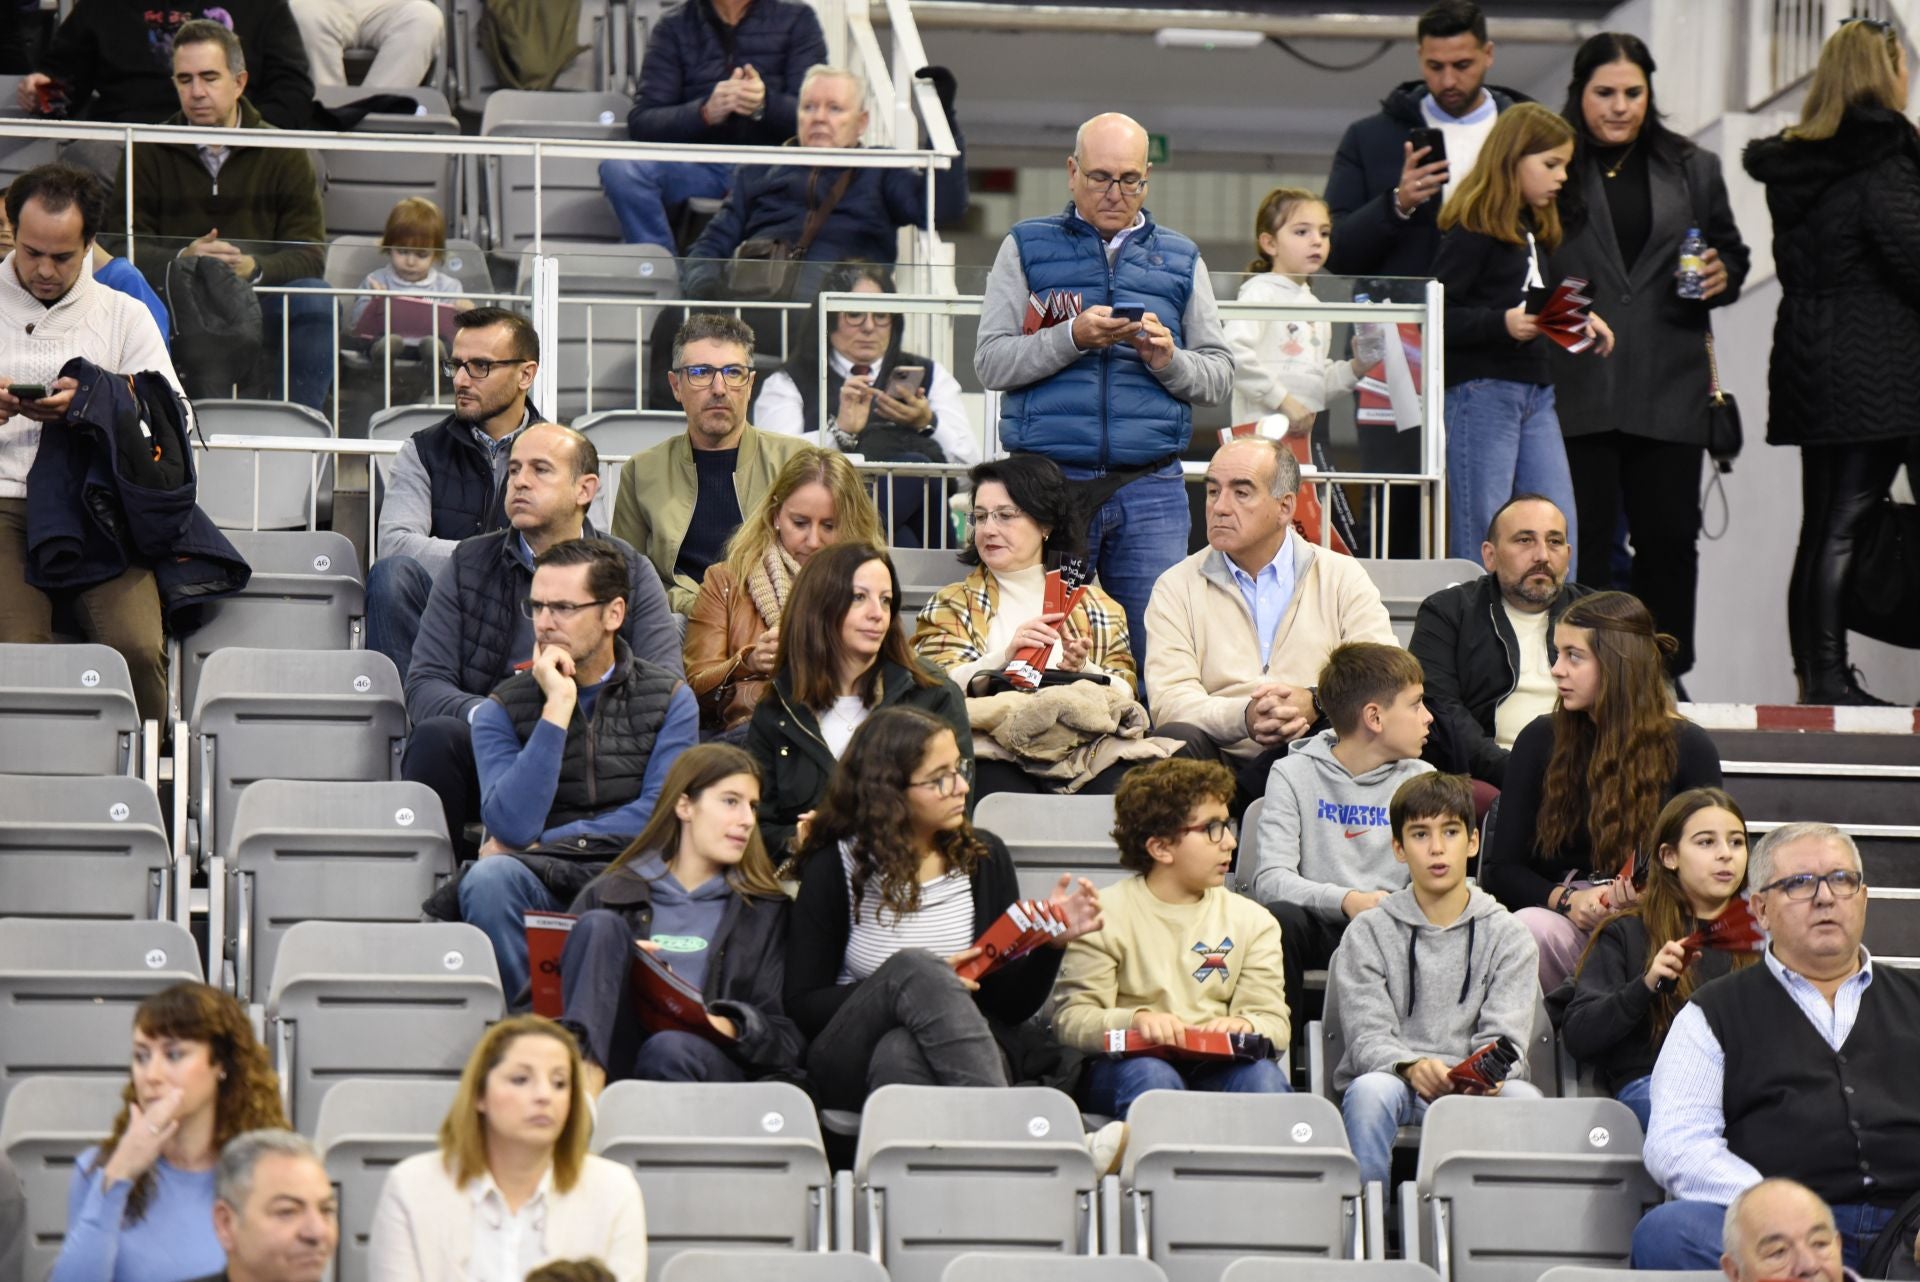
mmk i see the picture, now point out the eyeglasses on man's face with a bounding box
[520,597,611,620]
[443,357,530,381]
[673,363,754,389]
[909,758,974,798]
[1757,869,1865,901]
[1078,169,1148,197]
[838,312,894,329]
[1176,818,1237,845]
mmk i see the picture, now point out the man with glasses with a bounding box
[368,307,544,679]
[975,110,1232,679]
[613,312,806,611]
[458,537,696,1000]
[1634,822,1920,1272]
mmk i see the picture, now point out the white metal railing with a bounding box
[1746,0,1902,108]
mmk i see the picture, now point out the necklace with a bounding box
[1601,137,1640,179]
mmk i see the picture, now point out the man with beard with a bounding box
[368,308,546,679]
[1407,494,1590,786]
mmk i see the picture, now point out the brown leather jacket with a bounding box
[684,564,774,730]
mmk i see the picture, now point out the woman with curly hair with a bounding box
[50,983,285,1282]
[1479,590,1723,988]
[1563,787,1756,1131]
[784,706,1103,1110]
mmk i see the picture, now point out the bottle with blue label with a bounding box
[1677,227,1707,299]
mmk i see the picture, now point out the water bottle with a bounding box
[1677,228,1707,300]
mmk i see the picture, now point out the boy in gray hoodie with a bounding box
[1331,772,1541,1186]
[1253,642,1435,1021]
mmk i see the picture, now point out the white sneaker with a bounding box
[1086,1120,1129,1177]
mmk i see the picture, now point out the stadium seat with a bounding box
[1354,559,1483,646]
[593,1079,832,1279]
[852,1085,1099,1282]
[366,401,455,483]
[514,241,678,423]
[266,921,504,1132]
[945,1257,1169,1281]
[973,793,1128,902]
[449,0,618,114]
[889,547,969,615]
[1235,797,1265,892]
[191,400,336,531]
[1220,1263,1440,1282]
[660,1253,889,1282]
[481,91,630,253]
[312,87,461,241]
[0,919,201,1114]
[223,779,455,1003]
[1119,1090,1369,1277]
[0,75,57,203]
[1401,1097,1658,1282]
[322,233,497,299]
[0,774,173,924]
[313,1078,456,1282]
[1537,1271,1720,1282]
[1,1076,130,1282]
[0,643,143,777]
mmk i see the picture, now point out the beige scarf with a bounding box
[744,542,800,629]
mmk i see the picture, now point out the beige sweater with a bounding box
[1145,536,1396,758]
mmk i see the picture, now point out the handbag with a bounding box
[1704,330,1742,472]
[1845,493,1920,648]
[726,168,854,301]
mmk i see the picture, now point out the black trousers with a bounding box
[1264,898,1348,1035]
[1789,439,1913,690]
[1564,432,1705,675]
[401,715,481,861]
[972,757,1134,799]
[1149,722,1287,818]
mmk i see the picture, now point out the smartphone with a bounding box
[1110,304,1146,322]
[8,384,47,402]
[1408,127,1448,166]
[885,365,926,398]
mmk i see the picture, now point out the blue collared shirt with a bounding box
[1224,532,1298,662]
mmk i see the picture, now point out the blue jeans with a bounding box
[598,158,734,248]
[458,856,562,1003]
[1058,460,1190,685]
[1082,1053,1289,1121]
[1616,1074,1652,1135]
[1444,379,1577,576]
[260,278,337,409]
[1341,1070,1543,1187]
[1632,1198,1894,1271]
[365,555,433,683]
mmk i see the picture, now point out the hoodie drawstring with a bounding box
[1459,915,1477,1003]
[1405,930,1418,1016]
[1405,912,1478,1015]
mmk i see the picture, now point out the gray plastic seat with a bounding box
[449,2,616,113]
[1536,1270,1720,1282]
[314,1079,457,1282]
[1,1076,131,1282]
[575,409,685,460]
[0,643,141,776]
[593,1080,831,1280]
[1235,797,1265,892]
[224,780,454,1003]
[1354,559,1484,646]
[191,400,335,531]
[311,90,460,241]
[516,242,677,422]
[0,774,172,923]
[0,919,201,1114]
[853,1085,1098,1282]
[890,547,969,615]
[660,1253,890,1282]
[1120,1091,1367,1278]
[481,92,631,252]
[1220,1263,1441,1282]
[945,1257,1169,1281]
[974,793,1125,891]
[266,921,503,1132]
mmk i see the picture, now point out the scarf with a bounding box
[745,542,800,630]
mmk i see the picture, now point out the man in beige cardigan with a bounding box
[612,312,807,612]
[1147,436,1397,803]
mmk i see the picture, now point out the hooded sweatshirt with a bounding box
[1226,272,1361,424]
[1330,883,1538,1091]
[1250,729,1432,920]
[630,852,733,992]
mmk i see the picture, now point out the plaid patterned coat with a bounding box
[911,564,1138,695]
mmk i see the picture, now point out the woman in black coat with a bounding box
[1743,19,1920,704]
[1551,33,1750,679]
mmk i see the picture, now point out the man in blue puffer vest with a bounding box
[974,112,1232,682]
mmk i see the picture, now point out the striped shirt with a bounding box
[837,843,975,983]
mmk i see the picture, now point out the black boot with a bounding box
[1800,665,1894,707]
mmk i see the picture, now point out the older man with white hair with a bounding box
[1633,821,1920,1272]
[1721,1179,1848,1282]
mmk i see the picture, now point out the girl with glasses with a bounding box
[785,706,1103,1110]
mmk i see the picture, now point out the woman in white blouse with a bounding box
[369,1015,646,1282]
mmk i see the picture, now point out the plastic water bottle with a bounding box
[1677,228,1707,299]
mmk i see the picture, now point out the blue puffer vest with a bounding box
[998,204,1199,468]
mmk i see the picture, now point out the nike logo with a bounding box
[1344,829,1366,839]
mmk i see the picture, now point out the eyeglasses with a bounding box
[1756,869,1866,901]
[672,363,753,388]
[969,506,1027,528]
[1079,169,1148,196]
[838,312,893,328]
[520,597,611,620]
[909,759,974,798]
[1839,16,1895,31]
[442,357,530,381]
[1175,818,1238,845]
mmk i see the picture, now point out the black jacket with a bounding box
[1408,573,1593,787]
[1559,912,1744,1095]
[627,0,826,146]
[743,656,972,856]
[568,861,806,1073]
[1434,223,1553,386]
[1743,106,1920,446]
[1325,80,1531,280]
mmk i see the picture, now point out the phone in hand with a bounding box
[8,383,48,402]
[885,365,927,399]
[1408,127,1448,166]
[1110,305,1146,322]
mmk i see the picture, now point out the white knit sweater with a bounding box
[0,254,180,499]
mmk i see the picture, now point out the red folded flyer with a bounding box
[1536,277,1597,353]
[954,899,1066,980]
[523,912,733,1045]
[1448,1034,1520,1095]
[1655,896,1765,993]
[1003,558,1091,691]
[1103,1028,1276,1061]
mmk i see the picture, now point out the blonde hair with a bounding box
[1438,102,1577,250]
[380,196,448,261]
[1787,20,1906,141]
[438,1017,591,1194]
[1246,186,1326,273]
[720,447,883,585]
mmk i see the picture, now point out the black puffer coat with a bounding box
[1743,106,1920,446]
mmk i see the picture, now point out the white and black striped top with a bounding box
[836,842,975,983]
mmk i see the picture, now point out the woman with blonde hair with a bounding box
[684,446,885,734]
[51,983,286,1282]
[368,1016,645,1282]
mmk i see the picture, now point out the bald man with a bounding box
[974,112,1232,681]
[1720,1180,1846,1282]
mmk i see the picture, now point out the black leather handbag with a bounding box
[1705,330,1742,473]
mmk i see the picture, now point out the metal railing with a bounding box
[1746,0,1902,108]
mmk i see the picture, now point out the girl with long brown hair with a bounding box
[784,706,1102,1110]
[51,983,285,1282]
[1562,787,1756,1132]
[1479,591,1723,989]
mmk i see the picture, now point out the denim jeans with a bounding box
[364,555,433,683]
[1615,1074,1652,1135]
[260,278,338,410]
[1058,460,1191,685]
[1444,379,1578,576]
[598,158,734,248]
[1632,1198,1894,1272]
[458,855,562,1002]
[1341,1070,1543,1186]
[559,908,746,1083]
[1082,1053,1289,1121]
[804,949,1008,1111]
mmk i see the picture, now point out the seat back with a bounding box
[322,235,496,297]
[1,1076,131,1282]
[266,922,503,1132]
[0,920,201,1113]
[481,95,629,252]
[225,780,454,1003]
[944,1257,1171,1282]
[593,1080,831,1278]
[1536,1270,1720,1282]
[451,1,615,112]
[365,402,456,484]
[519,243,677,423]
[659,1253,890,1282]
[974,793,1125,890]
[854,1085,1097,1282]
[889,547,969,615]
[311,94,460,240]
[1354,559,1483,645]
[1220,1263,1441,1282]
[191,400,336,531]
[1120,1090,1363,1276]
[0,775,169,922]
[1235,798,1265,893]
[0,644,139,776]
[313,1079,457,1282]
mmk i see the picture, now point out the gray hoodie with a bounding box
[634,853,733,992]
[1330,884,1539,1091]
[1250,729,1433,919]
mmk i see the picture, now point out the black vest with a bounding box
[443,521,629,700]
[492,640,682,833]
[1694,960,1920,1207]
[410,405,538,543]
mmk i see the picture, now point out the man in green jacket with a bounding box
[116,20,332,408]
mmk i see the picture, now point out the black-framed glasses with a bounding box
[1756,869,1865,901]
[672,363,753,388]
[442,357,529,380]
[838,311,894,328]
[1079,170,1148,196]
[1176,818,1237,845]
[909,758,974,798]
[1839,16,1895,31]
[520,597,612,620]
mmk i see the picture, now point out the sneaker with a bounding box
[1086,1120,1129,1177]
